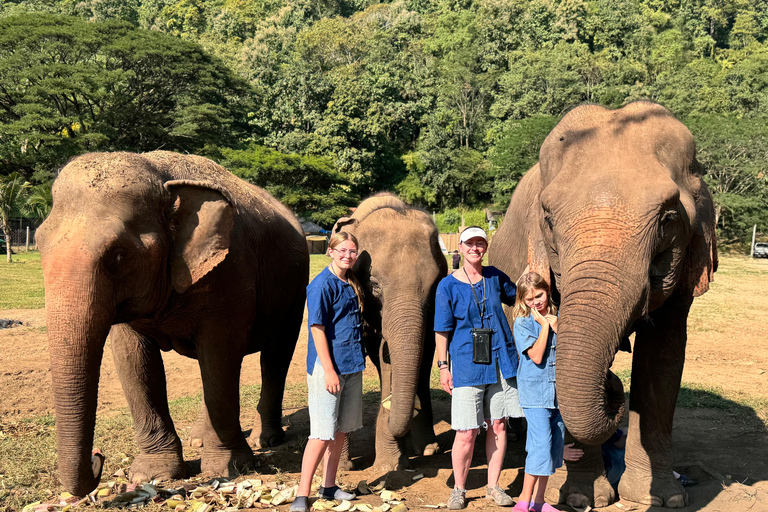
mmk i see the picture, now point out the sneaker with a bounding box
[290,496,309,512]
[448,488,466,510]
[486,486,513,506]
[319,486,356,501]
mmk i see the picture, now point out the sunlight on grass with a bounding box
[0,251,44,309]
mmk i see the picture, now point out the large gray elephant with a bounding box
[333,194,447,471]
[489,102,717,508]
[36,151,309,496]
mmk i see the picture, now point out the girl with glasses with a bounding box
[291,232,366,512]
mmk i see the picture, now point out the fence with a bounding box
[2,227,38,251]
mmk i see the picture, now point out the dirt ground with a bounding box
[1,257,767,512]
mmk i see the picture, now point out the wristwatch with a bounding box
[437,360,449,369]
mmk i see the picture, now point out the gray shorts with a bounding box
[307,362,363,440]
[451,362,523,430]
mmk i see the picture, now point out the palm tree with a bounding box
[0,173,30,263]
[25,182,53,220]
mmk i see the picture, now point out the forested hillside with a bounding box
[1,0,767,241]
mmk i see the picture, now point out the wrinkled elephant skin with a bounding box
[334,194,447,471]
[489,102,717,508]
[37,151,309,496]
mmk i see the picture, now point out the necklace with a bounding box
[329,263,348,283]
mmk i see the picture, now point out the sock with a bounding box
[291,496,309,510]
[320,485,339,497]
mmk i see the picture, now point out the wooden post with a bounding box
[25,226,29,252]
[751,224,757,258]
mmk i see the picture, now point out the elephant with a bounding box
[333,194,448,471]
[36,151,309,496]
[488,102,717,508]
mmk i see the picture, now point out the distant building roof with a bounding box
[301,220,328,235]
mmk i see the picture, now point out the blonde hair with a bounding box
[512,272,557,319]
[328,232,364,312]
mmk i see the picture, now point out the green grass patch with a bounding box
[0,251,44,309]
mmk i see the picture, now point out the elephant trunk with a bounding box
[556,261,643,445]
[46,269,114,496]
[382,298,426,438]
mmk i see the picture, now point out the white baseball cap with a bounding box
[459,226,487,244]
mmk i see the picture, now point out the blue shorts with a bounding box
[451,362,524,431]
[307,362,363,440]
[522,408,565,476]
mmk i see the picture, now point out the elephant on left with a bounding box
[36,151,309,497]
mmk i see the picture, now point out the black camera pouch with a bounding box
[471,328,493,364]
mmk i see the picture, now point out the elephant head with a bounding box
[334,194,447,439]
[36,152,235,495]
[528,102,717,445]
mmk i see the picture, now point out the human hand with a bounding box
[532,308,548,328]
[563,443,583,461]
[440,367,453,395]
[325,370,341,394]
[545,314,558,333]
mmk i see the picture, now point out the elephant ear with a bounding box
[687,180,718,298]
[165,180,235,293]
[332,216,357,235]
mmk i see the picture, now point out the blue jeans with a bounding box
[522,407,565,476]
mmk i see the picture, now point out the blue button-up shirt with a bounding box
[513,314,557,408]
[306,267,366,375]
[434,266,518,387]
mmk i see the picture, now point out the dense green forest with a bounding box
[1,0,767,242]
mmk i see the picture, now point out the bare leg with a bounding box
[486,419,507,487]
[452,429,479,489]
[322,432,347,488]
[519,473,536,505]
[298,438,332,497]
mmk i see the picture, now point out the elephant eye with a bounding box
[104,246,129,276]
[659,209,679,241]
[369,277,382,297]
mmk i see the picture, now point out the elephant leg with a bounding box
[196,327,255,477]
[188,389,208,448]
[373,341,407,472]
[618,300,690,508]
[409,333,438,457]
[546,432,615,508]
[247,340,292,449]
[110,324,185,482]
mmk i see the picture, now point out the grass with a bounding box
[0,251,44,309]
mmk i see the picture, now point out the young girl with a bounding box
[291,232,366,512]
[512,272,564,512]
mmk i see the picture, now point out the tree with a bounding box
[0,13,253,180]
[0,173,30,262]
[24,182,53,220]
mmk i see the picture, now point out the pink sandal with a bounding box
[512,501,530,512]
[529,503,558,512]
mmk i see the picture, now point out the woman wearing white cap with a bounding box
[434,226,523,510]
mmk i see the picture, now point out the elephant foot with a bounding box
[546,467,616,509]
[189,419,206,448]
[201,445,256,478]
[129,452,186,484]
[373,453,406,473]
[421,441,440,457]
[618,468,687,508]
[247,423,285,449]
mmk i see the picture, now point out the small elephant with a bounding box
[37,151,309,496]
[489,102,717,508]
[334,194,447,471]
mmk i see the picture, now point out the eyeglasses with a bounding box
[333,248,358,257]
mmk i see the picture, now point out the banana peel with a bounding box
[332,500,353,511]
[380,396,421,418]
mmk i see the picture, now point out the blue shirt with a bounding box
[434,266,518,387]
[306,267,366,375]
[513,314,557,408]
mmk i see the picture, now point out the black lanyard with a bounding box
[463,268,486,328]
